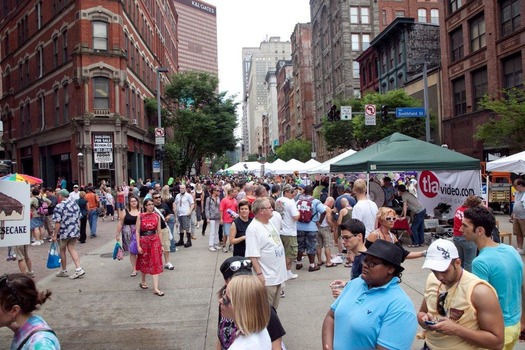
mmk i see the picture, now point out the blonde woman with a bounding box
[116,194,141,276]
[220,275,271,349]
[366,207,425,260]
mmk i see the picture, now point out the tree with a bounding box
[475,88,525,153]
[321,89,428,151]
[275,139,312,162]
[162,71,238,176]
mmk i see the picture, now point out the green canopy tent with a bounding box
[330,133,480,173]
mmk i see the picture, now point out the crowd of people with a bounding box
[2,173,525,349]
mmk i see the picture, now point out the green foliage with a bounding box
[163,71,238,176]
[321,89,427,150]
[275,139,312,162]
[475,88,525,152]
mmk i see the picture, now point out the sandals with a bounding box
[154,291,165,297]
[139,283,148,289]
[130,271,137,277]
[317,262,325,267]
[326,263,336,268]
[344,262,353,268]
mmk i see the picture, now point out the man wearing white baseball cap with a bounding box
[418,239,504,350]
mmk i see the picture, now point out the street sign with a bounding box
[364,104,376,126]
[155,137,165,145]
[153,160,160,173]
[396,107,426,118]
[154,128,165,137]
[340,106,352,120]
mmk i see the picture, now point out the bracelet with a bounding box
[256,272,263,276]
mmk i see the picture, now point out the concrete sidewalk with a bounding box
[1,215,524,349]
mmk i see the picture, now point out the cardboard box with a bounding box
[424,219,439,229]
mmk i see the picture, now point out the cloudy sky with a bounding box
[205,0,311,108]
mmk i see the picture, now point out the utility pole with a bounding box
[423,62,430,142]
[156,67,168,185]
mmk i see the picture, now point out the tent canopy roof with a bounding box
[330,133,480,173]
[486,151,525,174]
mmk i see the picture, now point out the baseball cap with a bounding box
[220,256,253,281]
[73,184,79,188]
[422,239,459,272]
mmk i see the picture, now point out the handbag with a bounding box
[46,242,61,269]
[113,241,124,260]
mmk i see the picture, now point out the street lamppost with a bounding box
[156,67,168,185]
[77,152,84,187]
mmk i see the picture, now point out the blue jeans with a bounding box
[168,216,176,253]
[453,236,477,272]
[411,209,426,245]
[88,209,98,236]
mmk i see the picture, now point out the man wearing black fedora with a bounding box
[322,240,417,349]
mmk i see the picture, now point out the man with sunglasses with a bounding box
[462,206,524,349]
[418,239,504,350]
[174,185,194,248]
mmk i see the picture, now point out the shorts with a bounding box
[30,217,44,230]
[318,226,333,248]
[513,219,525,237]
[297,230,318,255]
[160,227,170,252]
[503,322,520,350]
[178,215,190,232]
[14,245,28,261]
[116,202,125,210]
[280,235,298,259]
[223,222,232,237]
[59,237,77,248]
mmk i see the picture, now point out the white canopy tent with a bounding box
[266,158,306,174]
[486,151,525,174]
[303,159,321,170]
[307,149,357,174]
[224,161,265,175]
[286,158,307,172]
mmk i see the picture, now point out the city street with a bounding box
[1,215,524,349]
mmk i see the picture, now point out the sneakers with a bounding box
[70,268,85,279]
[287,272,298,280]
[209,246,217,252]
[331,255,344,265]
[6,254,17,261]
[214,244,222,250]
[56,270,69,277]
[229,245,233,252]
[308,265,321,272]
[26,271,35,278]
[280,290,286,298]
[164,262,174,270]
[31,241,42,246]
[223,247,228,253]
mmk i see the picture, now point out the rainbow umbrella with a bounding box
[0,173,43,185]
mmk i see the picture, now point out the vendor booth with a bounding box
[486,151,525,174]
[330,133,481,218]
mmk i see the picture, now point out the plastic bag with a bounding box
[113,242,124,260]
[46,242,61,269]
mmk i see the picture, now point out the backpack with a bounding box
[297,196,315,223]
[37,197,49,215]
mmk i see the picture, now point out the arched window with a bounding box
[93,77,109,109]
[93,21,108,51]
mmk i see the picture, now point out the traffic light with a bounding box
[328,105,338,122]
[155,148,163,160]
[381,105,389,121]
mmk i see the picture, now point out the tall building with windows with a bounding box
[173,0,217,75]
[439,0,523,159]
[0,0,177,187]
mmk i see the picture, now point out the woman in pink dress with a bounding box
[135,198,164,296]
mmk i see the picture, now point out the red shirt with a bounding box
[219,196,238,223]
[453,205,467,236]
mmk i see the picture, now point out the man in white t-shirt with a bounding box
[275,184,300,280]
[351,179,378,238]
[246,197,287,309]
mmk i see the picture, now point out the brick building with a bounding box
[0,0,177,188]
[276,60,294,146]
[439,0,524,159]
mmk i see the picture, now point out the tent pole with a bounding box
[366,172,370,196]
[328,174,332,197]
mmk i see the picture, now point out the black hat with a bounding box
[220,256,253,281]
[360,240,404,272]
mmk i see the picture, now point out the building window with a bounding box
[351,34,359,51]
[450,27,464,62]
[93,77,109,109]
[38,95,45,130]
[502,53,523,90]
[431,9,439,24]
[353,62,360,78]
[472,67,488,111]
[398,40,403,62]
[53,36,58,67]
[54,89,60,126]
[62,29,68,62]
[350,7,359,23]
[36,46,43,77]
[452,77,467,116]
[418,9,427,23]
[470,15,486,52]
[93,21,108,51]
[382,10,387,25]
[395,10,405,18]
[63,83,69,123]
[24,59,29,86]
[500,0,521,37]
[35,1,42,29]
[4,32,9,56]
[362,34,370,50]
[449,0,462,14]
[361,8,369,24]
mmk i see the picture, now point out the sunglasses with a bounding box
[437,291,448,316]
[228,259,252,272]
[221,289,231,307]
[153,196,161,199]
[362,259,384,268]
[385,217,397,222]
